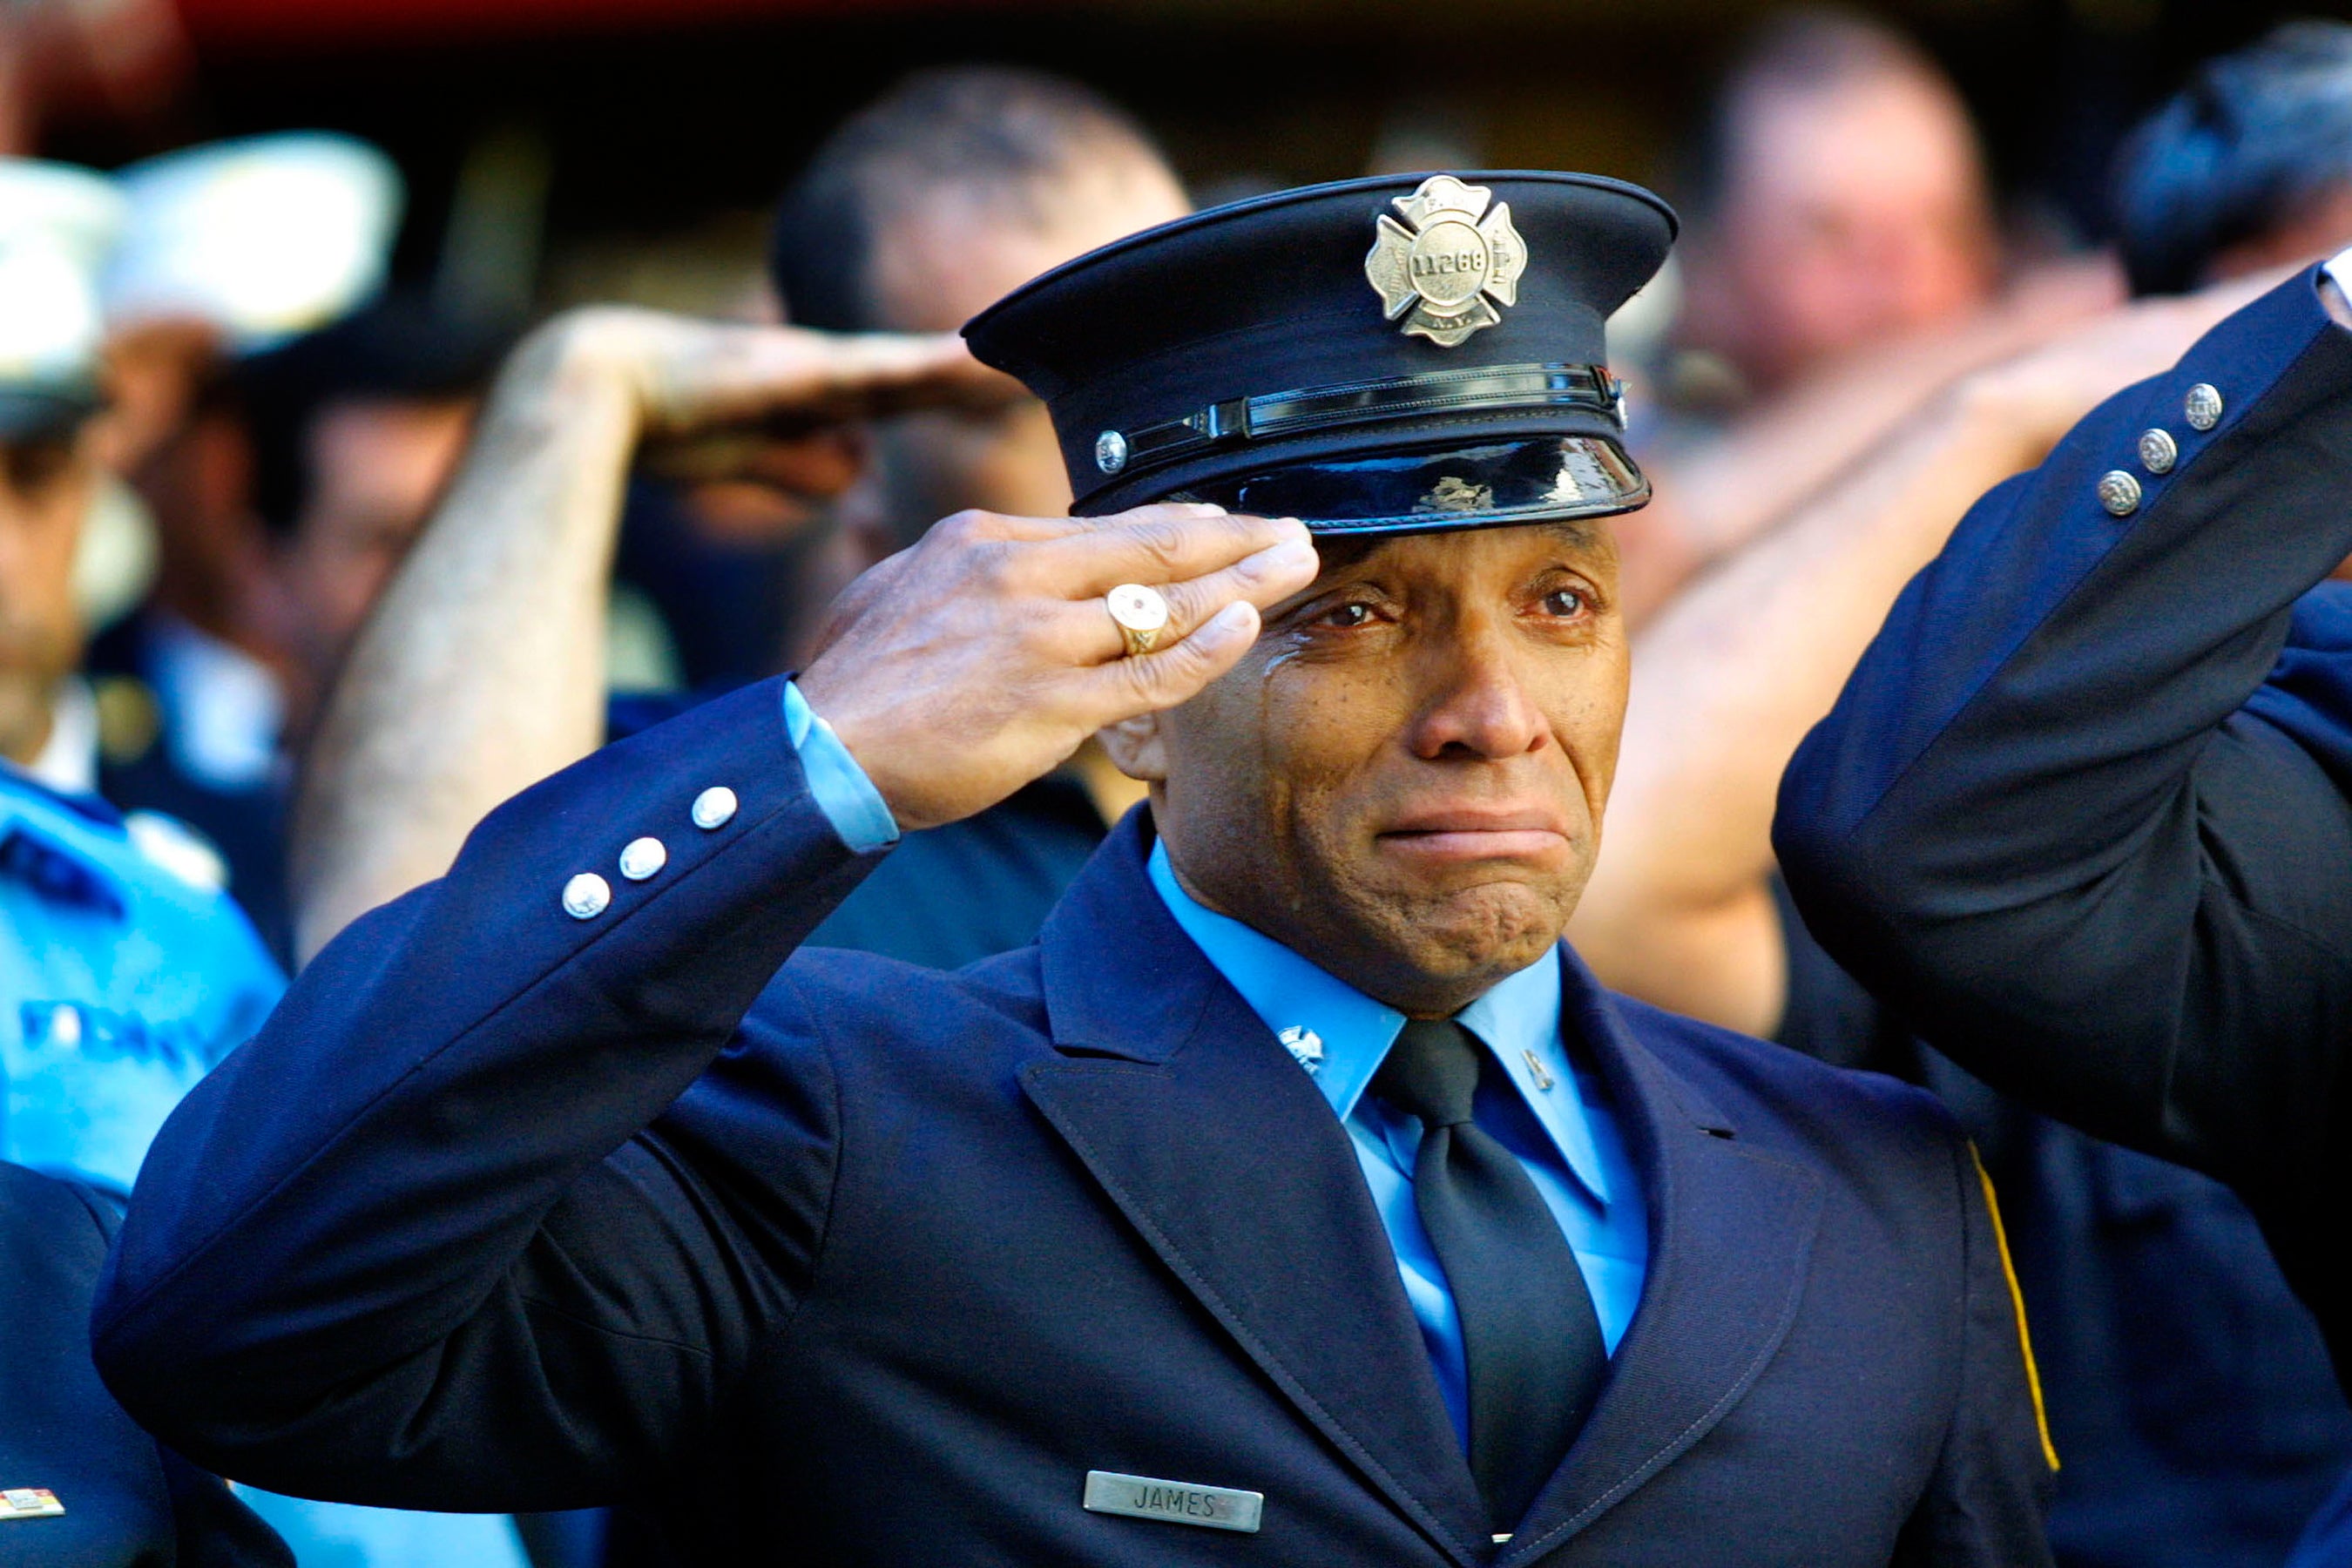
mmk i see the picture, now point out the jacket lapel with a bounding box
[1497,950,1826,1565]
[1023,814,1492,1566]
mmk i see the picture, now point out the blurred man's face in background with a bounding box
[1682,64,1997,391]
[862,153,1188,531]
[267,395,472,692]
[0,426,95,764]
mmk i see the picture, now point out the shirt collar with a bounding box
[27,677,98,798]
[1146,840,1613,1204]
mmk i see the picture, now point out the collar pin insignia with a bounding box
[1278,1025,1324,1073]
[1364,174,1528,348]
[0,1489,64,1520]
[1522,1048,1555,1091]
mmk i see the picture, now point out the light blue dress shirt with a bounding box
[1147,841,1648,1447]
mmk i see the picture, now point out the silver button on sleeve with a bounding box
[618,836,667,882]
[691,786,739,830]
[2138,428,2178,474]
[2098,470,2143,517]
[2184,383,2223,431]
[562,873,612,920]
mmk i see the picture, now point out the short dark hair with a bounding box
[1679,7,1951,225]
[2112,22,2352,296]
[769,64,1168,332]
[235,297,510,542]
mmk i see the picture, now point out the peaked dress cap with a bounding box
[963,170,1676,534]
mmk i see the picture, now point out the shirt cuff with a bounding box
[2326,246,2352,308]
[781,680,900,853]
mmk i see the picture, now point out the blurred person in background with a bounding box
[1671,7,1996,399]
[296,66,1186,970]
[0,152,290,1567]
[760,65,1189,966]
[2112,21,2352,298]
[1612,5,2115,625]
[91,296,507,963]
[86,134,418,960]
[1573,29,2352,1564]
[30,136,537,1568]
[0,1161,291,1565]
[0,158,281,1199]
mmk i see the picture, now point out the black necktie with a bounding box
[1373,1017,1608,1532]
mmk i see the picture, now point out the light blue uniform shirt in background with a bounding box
[1147,841,1648,1446]
[0,764,281,1195]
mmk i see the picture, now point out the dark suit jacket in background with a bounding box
[0,1160,289,1567]
[95,680,2052,1565]
[1775,267,2352,1388]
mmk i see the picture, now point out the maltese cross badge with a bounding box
[1363,175,1528,348]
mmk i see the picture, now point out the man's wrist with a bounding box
[782,680,901,854]
[497,310,653,442]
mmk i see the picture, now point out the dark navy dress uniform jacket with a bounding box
[1774,265,2352,1396]
[0,1160,290,1566]
[91,682,2052,1565]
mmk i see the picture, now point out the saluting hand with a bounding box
[798,504,1318,833]
[499,306,1022,498]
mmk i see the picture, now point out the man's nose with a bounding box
[1407,629,1550,762]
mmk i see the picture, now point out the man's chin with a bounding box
[1344,879,1572,995]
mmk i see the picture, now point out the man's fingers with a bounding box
[1047,504,1314,598]
[1088,599,1265,719]
[787,333,1022,417]
[1059,532,1319,664]
[645,323,1022,433]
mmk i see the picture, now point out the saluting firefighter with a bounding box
[98,172,2054,1565]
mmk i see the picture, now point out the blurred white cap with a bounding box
[0,159,125,435]
[104,132,404,353]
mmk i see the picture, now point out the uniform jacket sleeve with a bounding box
[1774,267,2352,1220]
[92,677,888,1511]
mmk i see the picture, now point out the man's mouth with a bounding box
[1375,805,1574,865]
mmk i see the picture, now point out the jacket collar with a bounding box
[1029,813,1821,1559]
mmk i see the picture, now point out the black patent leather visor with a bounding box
[1162,435,1648,535]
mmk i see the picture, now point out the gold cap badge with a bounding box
[1364,175,1527,348]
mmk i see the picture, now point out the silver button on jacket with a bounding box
[562,873,612,920]
[619,837,667,882]
[692,787,739,831]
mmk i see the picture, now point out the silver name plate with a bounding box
[1083,1470,1263,1534]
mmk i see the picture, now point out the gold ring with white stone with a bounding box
[1105,583,1171,657]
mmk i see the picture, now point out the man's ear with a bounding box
[1096,709,1167,782]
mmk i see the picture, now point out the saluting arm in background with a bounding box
[1571,277,2268,1035]
[287,308,1011,963]
[1774,264,2352,1342]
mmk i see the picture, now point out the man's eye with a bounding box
[1542,588,1586,617]
[1320,601,1376,629]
